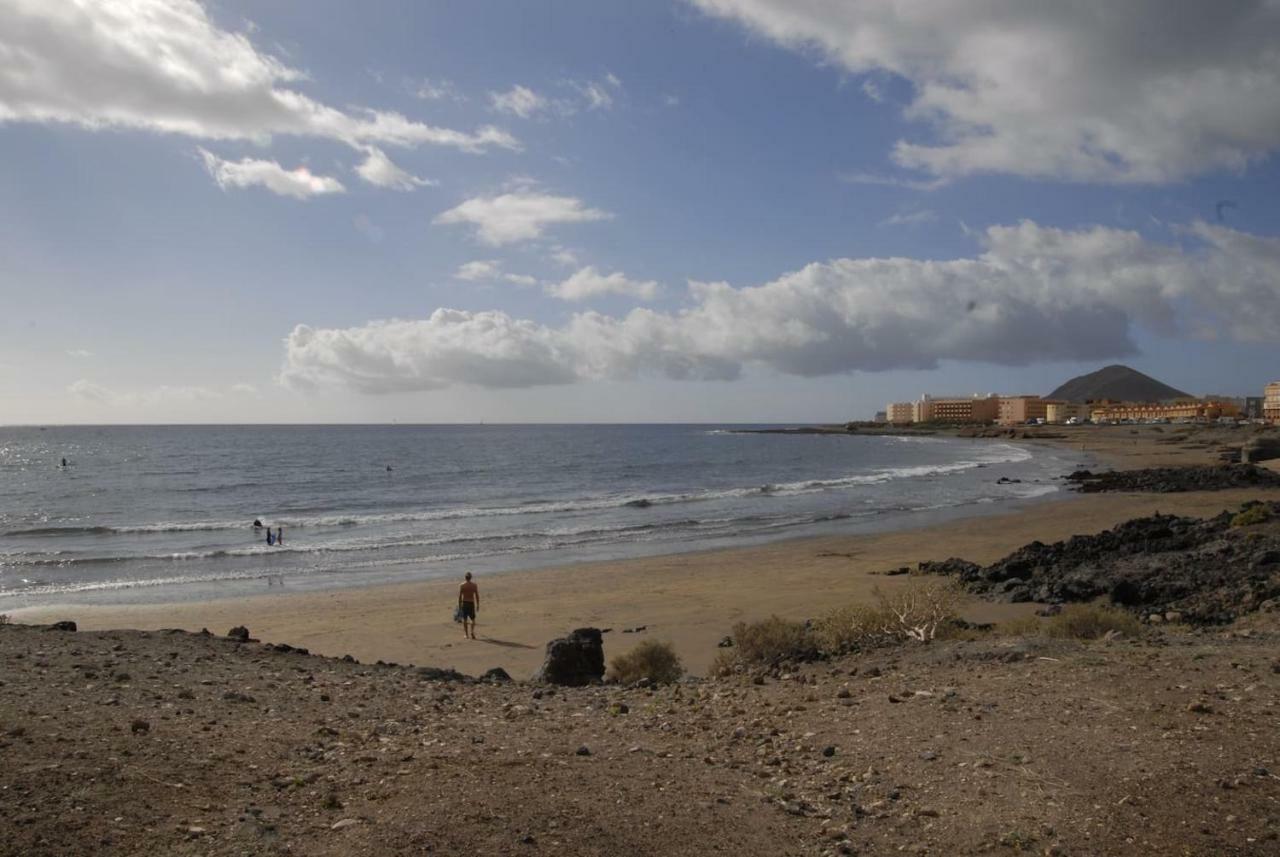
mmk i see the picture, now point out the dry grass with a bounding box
[713,581,963,674]
[1003,603,1144,640]
[608,639,684,685]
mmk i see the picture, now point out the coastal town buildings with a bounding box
[1089,400,1240,423]
[1265,382,1280,423]
[886,402,914,424]
[997,395,1063,425]
[1045,402,1091,423]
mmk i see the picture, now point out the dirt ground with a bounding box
[2,619,1278,857]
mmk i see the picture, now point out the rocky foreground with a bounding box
[2,618,1279,857]
[919,501,1280,624]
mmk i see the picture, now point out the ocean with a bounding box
[0,425,1083,610]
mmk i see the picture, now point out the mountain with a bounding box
[1047,364,1191,403]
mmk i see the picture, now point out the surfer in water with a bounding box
[252,519,264,530]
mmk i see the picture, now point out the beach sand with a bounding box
[13,486,1272,678]
[13,425,1275,677]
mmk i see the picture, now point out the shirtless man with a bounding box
[458,572,479,640]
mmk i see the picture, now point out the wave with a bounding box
[4,441,1035,539]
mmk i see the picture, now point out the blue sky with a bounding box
[2,0,1279,423]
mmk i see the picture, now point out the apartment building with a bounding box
[997,395,1063,425]
[1090,400,1240,423]
[1265,382,1280,423]
[1045,402,1091,423]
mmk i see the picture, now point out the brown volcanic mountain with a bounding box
[1048,364,1190,402]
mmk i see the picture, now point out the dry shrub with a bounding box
[0,614,9,626]
[1002,603,1143,640]
[1231,504,1271,528]
[811,603,894,654]
[872,580,962,643]
[729,615,817,665]
[608,639,684,685]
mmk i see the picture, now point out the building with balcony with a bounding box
[1265,382,1280,423]
[1090,400,1240,423]
[998,395,1064,425]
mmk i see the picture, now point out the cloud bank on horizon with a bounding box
[280,221,1280,393]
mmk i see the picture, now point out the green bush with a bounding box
[608,639,684,685]
[1231,504,1271,528]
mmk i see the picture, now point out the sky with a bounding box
[2,0,1280,424]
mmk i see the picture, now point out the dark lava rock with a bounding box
[1242,436,1280,464]
[1066,464,1280,493]
[535,628,605,686]
[480,667,512,683]
[130,719,150,734]
[48,621,77,632]
[226,626,250,642]
[417,666,470,683]
[919,503,1280,624]
[717,636,734,648]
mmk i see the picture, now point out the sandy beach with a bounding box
[12,425,1277,677]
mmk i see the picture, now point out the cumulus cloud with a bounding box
[281,221,1280,392]
[434,190,611,246]
[454,259,539,286]
[199,149,344,199]
[0,0,517,158]
[354,147,434,190]
[454,260,503,281]
[546,267,659,301]
[489,85,549,119]
[690,0,1280,183]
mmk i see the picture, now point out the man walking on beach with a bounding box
[458,572,479,640]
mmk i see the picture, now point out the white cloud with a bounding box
[414,78,465,102]
[573,74,621,111]
[0,0,517,158]
[546,267,659,301]
[434,190,611,246]
[489,85,549,119]
[454,260,503,281]
[354,147,434,190]
[549,246,580,267]
[229,383,260,396]
[880,210,937,227]
[69,380,225,405]
[280,221,1280,392]
[66,349,93,358]
[199,148,344,199]
[454,259,538,286]
[690,0,1280,183]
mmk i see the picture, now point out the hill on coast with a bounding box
[1047,364,1190,402]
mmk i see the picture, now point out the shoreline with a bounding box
[9,425,1273,677]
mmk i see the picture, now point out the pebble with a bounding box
[331,818,360,831]
[575,745,592,756]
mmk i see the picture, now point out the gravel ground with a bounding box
[2,620,1279,856]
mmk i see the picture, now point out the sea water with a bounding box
[0,425,1083,609]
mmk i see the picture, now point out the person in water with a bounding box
[252,519,263,530]
[458,572,479,640]
[276,527,284,546]
[266,528,275,546]
[61,458,68,468]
